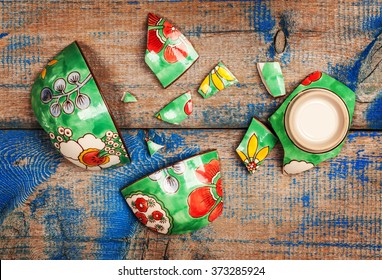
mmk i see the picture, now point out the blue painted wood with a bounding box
[0,129,380,259]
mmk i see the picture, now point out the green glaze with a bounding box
[269,72,356,174]
[257,62,285,97]
[121,92,137,103]
[145,13,199,88]
[198,62,238,99]
[31,42,130,170]
[236,118,278,173]
[121,150,223,235]
[146,138,164,156]
[155,92,192,125]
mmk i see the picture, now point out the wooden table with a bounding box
[0,0,381,260]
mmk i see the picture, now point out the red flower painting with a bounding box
[301,71,322,86]
[147,13,188,63]
[187,159,223,222]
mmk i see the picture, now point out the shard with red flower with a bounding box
[188,159,223,222]
[145,13,199,88]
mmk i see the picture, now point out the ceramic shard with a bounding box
[121,92,137,103]
[145,138,164,156]
[30,42,130,170]
[155,91,192,125]
[236,118,278,173]
[145,13,199,88]
[257,62,285,97]
[269,71,356,175]
[198,62,238,99]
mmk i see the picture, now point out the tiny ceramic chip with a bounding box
[155,91,192,125]
[121,92,137,103]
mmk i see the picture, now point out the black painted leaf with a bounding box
[41,88,53,103]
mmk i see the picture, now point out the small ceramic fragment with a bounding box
[30,42,130,170]
[155,91,192,125]
[145,13,199,88]
[236,118,278,173]
[145,137,164,156]
[269,71,356,175]
[121,92,137,103]
[198,62,238,99]
[120,150,223,234]
[257,62,285,97]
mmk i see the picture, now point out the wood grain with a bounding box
[0,0,381,129]
[0,129,380,260]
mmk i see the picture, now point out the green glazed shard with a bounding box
[236,118,278,173]
[120,150,223,235]
[146,138,164,156]
[145,13,199,88]
[269,71,356,175]
[121,92,137,103]
[198,62,238,99]
[30,42,130,170]
[257,62,285,97]
[155,91,192,125]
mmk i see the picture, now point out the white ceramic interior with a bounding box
[285,88,349,153]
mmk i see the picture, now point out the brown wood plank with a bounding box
[0,0,381,129]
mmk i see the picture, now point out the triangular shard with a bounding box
[155,91,192,125]
[257,62,285,97]
[146,138,164,156]
[198,62,238,99]
[145,13,199,88]
[121,92,137,103]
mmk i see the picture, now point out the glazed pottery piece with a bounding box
[198,62,238,99]
[31,42,130,170]
[155,91,192,125]
[145,137,164,156]
[236,118,278,173]
[145,13,199,88]
[120,150,224,235]
[257,62,285,97]
[121,92,137,103]
[269,71,356,174]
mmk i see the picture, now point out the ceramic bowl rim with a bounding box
[120,149,219,192]
[284,88,350,154]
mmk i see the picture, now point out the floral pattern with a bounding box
[148,162,186,193]
[126,193,172,234]
[236,133,270,173]
[49,128,127,170]
[187,159,223,222]
[147,13,189,63]
[301,71,322,86]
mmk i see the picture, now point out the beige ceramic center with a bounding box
[285,89,349,153]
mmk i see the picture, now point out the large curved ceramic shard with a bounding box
[269,71,356,175]
[120,150,223,235]
[31,41,130,170]
[145,13,199,88]
[155,91,192,125]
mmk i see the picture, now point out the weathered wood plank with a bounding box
[0,0,381,129]
[0,129,380,259]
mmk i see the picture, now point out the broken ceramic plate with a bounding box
[257,62,285,97]
[145,13,199,88]
[145,137,164,156]
[120,150,223,235]
[155,91,192,125]
[269,71,355,174]
[30,42,130,170]
[236,117,278,173]
[121,92,137,103]
[198,62,238,98]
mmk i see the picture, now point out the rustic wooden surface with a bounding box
[0,0,381,260]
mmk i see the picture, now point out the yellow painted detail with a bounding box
[247,134,258,159]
